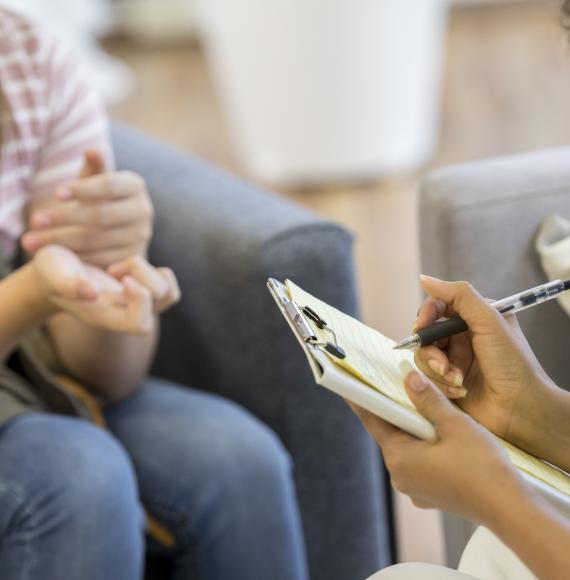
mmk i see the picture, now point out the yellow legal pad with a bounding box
[286,280,570,498]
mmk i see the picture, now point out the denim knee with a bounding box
[0,414,143,536]
[189,401,294,504]
[239,418,293,484]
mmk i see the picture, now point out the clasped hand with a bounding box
[33,246,180,334]
[24,151,180,334]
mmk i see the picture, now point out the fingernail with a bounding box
[56,186,73,201]
[32,212,51,228]
[411,322,418,334]
[445,370,464,387]
[408,372,428,393]
[448,386,468,398]
[22,234,42,251]
[427,359,446,376]
[420,274,442,283]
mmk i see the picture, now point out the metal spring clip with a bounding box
[301,306,346,360]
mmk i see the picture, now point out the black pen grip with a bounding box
[416,316,469,347]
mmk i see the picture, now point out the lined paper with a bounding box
[286,280,570,497]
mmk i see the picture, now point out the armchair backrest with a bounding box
[420,147,570,389]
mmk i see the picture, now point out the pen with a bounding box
[393,279,570,350]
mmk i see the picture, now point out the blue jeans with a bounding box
[0,379,309,580]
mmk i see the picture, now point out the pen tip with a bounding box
[392,335,420,351]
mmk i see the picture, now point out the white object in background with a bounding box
[115,0,201,44]
[0,0,134,105]
[200,0,449,185]
[535,215,570,318]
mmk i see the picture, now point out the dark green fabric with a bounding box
[0,365,44,424]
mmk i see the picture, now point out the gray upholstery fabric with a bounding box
[420,147,570,567]
[111,122,393,580]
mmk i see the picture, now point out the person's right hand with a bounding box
[24,150,154,269]
[32,245,154,335]
[413,275,557,448]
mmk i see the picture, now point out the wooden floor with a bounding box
[108,0,570,566]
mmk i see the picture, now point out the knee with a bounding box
[47,418,140,521]
[1,415,141,529]
[63,425,139,517]
[240,420,293,485]
[199,404,293,493]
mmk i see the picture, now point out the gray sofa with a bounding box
[420,147,570,567]
[112,122,394,580]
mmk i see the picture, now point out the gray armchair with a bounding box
[112,122,394,580]
[420,147,570,567]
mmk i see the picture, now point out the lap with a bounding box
[369,527,536,580]
[0,381,289,546]
[104,378,288,474]
[103,378,290,535]
[368,563,481,580]
[0,412,134,488]
[458,527,536,580]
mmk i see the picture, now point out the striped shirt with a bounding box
[0,8,112,260]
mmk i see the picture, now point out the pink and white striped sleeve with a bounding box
[30,35,115,199]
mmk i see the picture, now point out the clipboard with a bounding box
[267,277,570,518]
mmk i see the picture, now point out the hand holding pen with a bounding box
[395,277,570,350]
[407,276,564,469]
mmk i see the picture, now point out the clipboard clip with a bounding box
[283,301,346,359]
[268,278,346,359]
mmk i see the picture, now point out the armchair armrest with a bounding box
[421,147,570,388]
[111,122,392,580]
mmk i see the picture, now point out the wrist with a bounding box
[480,472,538,534]
[26,261,59,320]
[529,382,570,471]
[506,377,561,456]
[0,262,58,358]
[483,477,570,580]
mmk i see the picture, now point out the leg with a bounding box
[105,378,309,580]
[0,413,145,580]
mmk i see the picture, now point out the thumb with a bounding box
[404,371,455,427]
[79,149,106,178]
[419,275,500,331]
[122,275,154,334]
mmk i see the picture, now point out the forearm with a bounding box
[509,380,570,472]
[486,486,570,580]
[47,313,158,403]
[0,263,55,358]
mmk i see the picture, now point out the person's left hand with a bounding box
[33,245,155,335]
[23,150,154,269]
[107,255,180,314]
[351,371,532,527]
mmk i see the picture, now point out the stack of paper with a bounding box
[286,280,570,498]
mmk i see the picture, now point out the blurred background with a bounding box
[9,0,570,568]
